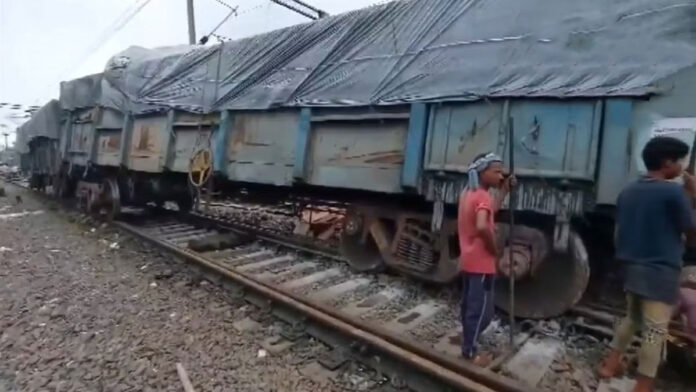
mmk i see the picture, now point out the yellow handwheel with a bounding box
[189,149,212,188]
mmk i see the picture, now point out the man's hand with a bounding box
[502,174,517,194]
[494,175,517,213]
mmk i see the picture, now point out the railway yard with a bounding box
[1,179,694,392]
[5,3,696,391]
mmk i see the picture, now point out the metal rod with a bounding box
[270,0,318,20]
[205,6,238,40]
[186,0,196,44]
[290,0,328,17]
[507,116,516,348]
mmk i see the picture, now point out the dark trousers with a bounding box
[460,272,495,358]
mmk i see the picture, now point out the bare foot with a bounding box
[471,352,493,367]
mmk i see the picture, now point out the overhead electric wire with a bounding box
[199,5,238,44]
[211,0,235,10]
[200,0,274,44]
[59,0,154,79]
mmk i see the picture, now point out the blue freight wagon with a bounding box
[15,0,696,318]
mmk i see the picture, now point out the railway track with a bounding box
[115,211,535,392]
[5,179,695,391]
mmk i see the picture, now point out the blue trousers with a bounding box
[460,272,495,358]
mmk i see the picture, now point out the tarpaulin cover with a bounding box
[15,100,63,153]
[98,0,696,113]
[58,73,139,112]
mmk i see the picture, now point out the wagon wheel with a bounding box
[189,149,212,188]
[495,230,590,319]
[339,210,387,272]
[52,173,71,198]
[52,174,63,198]
[85,189,99,215]
[101,178,121,221]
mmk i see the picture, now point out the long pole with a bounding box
[269,0,317,20]
[291,0,328,17]
[186,0,196,44]
[507,117,516,348]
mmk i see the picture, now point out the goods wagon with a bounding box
[54,106,205,216]
[14,100,63,191]
[15,0,696,318]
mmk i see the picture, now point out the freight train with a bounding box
[15,0,696,319]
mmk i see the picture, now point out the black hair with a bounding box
[642,136,690,171]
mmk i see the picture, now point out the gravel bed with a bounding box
[0,183,346,392]
[359,284,426,323]
[210,205,297,235]
[295,263,358,296]
[266,265,324,285]
[408,308,459,344]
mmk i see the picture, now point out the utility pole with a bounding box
[186,0,196,44]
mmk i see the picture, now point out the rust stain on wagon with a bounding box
[129,123,163,162]
[136,126,152,151]
[99,135,121,152]
[328,149,404,165]
[229,117,248,154]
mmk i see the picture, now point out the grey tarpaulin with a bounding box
[58,73,138,112]
[59,74,105,110]
[15,100,63,153]
[17,0,696,141]
[100,0,696,113]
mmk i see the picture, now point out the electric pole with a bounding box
[186,0,196,44]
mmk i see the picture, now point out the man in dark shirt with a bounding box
[598,136,696,392]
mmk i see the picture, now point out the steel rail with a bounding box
[113,220,535,392]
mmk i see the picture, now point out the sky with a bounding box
[0,0,389,145]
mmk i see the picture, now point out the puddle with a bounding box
[0,210,44,220]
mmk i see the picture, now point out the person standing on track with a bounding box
[457,152,513,366]
[598,136,696,392]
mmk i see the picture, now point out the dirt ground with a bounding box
[0,183,341,392]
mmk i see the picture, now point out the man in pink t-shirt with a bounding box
[457,152,512,365]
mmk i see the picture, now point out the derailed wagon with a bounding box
[15,0,696,318]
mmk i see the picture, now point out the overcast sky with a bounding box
[0,0,388,143]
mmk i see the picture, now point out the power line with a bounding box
[60,0,154,78]
[237,1,272,16]
[199,1,270,44]
[199,5,238,44]
[211,0,235,10]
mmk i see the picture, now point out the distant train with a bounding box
[16,0,696,319]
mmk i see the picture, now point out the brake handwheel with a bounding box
[189,149,212,188]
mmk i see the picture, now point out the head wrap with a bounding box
[466,152,502,190]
